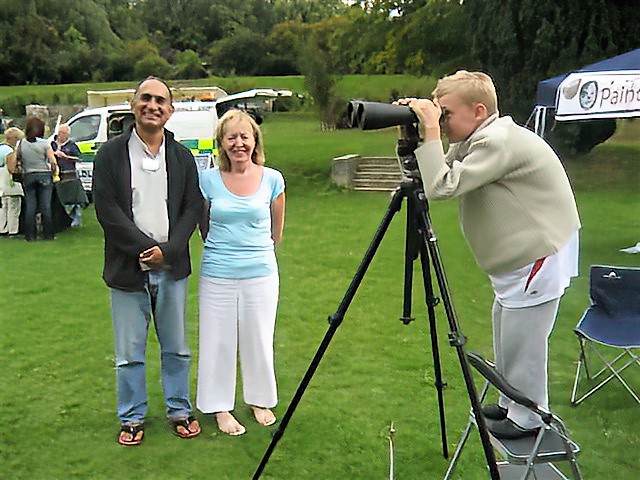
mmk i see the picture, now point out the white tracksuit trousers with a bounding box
[197,273,279,413]
[492,297,560,429]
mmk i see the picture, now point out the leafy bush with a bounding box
[172,50,207,80]
[134,54,172,80]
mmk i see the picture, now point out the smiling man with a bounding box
[401,70,580,440]
[93,76,204,446]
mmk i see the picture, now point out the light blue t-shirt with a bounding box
[200,166,285,279]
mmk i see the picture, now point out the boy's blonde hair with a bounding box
[215,109,265,171]
[432,70,498,115]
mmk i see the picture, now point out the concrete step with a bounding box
[357,166,401,173]
[353,180,400,189]
[353,171,402,179]
[358,159,399,168]
[352,155,402,192]
[353,186,398,192]
[332,155,402,191]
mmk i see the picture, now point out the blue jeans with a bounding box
[22,172,54,240]
[110,270,193,425]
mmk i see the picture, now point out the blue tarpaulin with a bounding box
[535,48,640,107]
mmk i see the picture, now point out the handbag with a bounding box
[7,140,24,183]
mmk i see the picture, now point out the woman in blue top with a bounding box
[197,110,285,436]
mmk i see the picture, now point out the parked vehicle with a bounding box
[57,88,292,194]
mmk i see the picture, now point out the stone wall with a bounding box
[331,154,360,188]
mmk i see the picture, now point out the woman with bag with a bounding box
[20,116,57,241]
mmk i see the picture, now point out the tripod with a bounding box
[253,126,500,479]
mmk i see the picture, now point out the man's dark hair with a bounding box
[25,116,45,142]
[134,75,173,102]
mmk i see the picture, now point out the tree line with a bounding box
[1,0,639,122]
[0,1,470,85]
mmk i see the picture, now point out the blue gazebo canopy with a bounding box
[535,48,640,107]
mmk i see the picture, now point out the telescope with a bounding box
[347,100,418,130]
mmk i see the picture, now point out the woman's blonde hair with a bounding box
[432,70,498,115]
[4,127,24,144]
[215,109,265,171]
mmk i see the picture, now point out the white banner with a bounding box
[555,71,640,121]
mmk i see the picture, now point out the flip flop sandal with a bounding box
[118,424,144,446]
[171,415,201,439]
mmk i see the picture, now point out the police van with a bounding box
[61,88,291,193]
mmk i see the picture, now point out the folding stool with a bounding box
[445,353,581,480]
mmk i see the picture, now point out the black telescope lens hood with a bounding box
[354,101,417,130]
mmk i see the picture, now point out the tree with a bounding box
[467,0,640,120]
[381,0,473,76]
[99,0,147,41]
[0,1,58,84]
[172,50,207,79]
[207,29,269,76]
[134,54,172,80]
[267,21,308,75]
[299,35,345,130]
[271,0,346,23]
[0,0,121,84]
[330,7,394,74]
[466,0,640,153]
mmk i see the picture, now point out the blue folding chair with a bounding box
[571,265,640,405]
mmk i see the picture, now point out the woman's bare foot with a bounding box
[251,406,276,426]
[215,411,246,436]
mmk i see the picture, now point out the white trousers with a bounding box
[197,273,279,413]
[492,297,560,429]
[0,196,21,234]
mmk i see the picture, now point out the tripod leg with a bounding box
[408,189,501,480]
[417,239,449,459]
[400,197,419,324]
[253,189,406,479]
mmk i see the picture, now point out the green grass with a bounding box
[0,74,436,118]
[1,112,639,479]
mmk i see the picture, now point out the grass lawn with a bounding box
[1,113,639,479]
[0,74,437,118]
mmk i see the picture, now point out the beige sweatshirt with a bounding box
[416,115,580,275]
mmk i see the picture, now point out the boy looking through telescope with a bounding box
[399,70,580,439]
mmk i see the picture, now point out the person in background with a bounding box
[0,127,24,237]
[93,76,203,446]
[51,124,87,227]
[197,109,285,436]
[20,116,57,241]
[401,70,580,439]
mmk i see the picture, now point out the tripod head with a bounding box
[395,124,422,184]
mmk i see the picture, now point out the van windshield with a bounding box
[166,109,216,140]
[69,114,101,142]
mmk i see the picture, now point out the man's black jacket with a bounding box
[93,127,203,291]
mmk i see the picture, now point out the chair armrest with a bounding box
[467,352,538,410]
